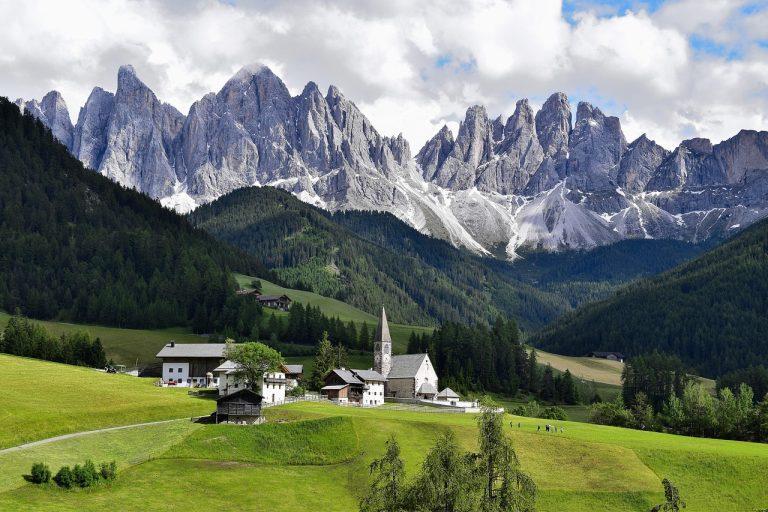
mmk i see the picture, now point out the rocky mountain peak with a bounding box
[567,101,626,191]
[681,137,713,154]
[617,133,668,192]
[416,125,455,180]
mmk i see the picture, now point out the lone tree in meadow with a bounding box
[476,398,536,512]
[650,479,686,512]
[360,434,406,512]
[224,341,283,390]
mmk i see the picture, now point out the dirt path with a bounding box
[0,416,203,455]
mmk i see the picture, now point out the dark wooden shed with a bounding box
[215,389,264,424]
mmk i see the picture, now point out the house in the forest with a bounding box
[587,351,625,363]
[283,364,304,389]
[256,294,292,311]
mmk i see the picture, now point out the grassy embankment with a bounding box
[0,394,766,511]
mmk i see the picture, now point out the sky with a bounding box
[1,0,767,151]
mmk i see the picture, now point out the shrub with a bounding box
[540,406,568,421]
[72,460,100,488]
[288,384,306,397]
[99,461,117,481]
[29,462,51,484]
[53,466,74,489]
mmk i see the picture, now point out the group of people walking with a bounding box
[513,421,565,434]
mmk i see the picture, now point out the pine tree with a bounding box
[310,331,336,390]
[360,435,406,512]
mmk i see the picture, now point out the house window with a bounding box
[178,368,183,373]
[169,368,174,373]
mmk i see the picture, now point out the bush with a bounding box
[539,406,568,421]
[99,461,117,481]
[288,384,306,397]
[72,460,99,488]
[29,462,51,484]
[589,399,634,428]
[53,466,74,489]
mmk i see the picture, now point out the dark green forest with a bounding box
[189,186,703,330]
[536,216,768,377]
[0,98,267,331]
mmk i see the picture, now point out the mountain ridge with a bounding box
[15,64,768,257]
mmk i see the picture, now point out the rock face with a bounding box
[23,64,768,257]
[15,91,74,149]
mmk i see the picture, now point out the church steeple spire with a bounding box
[373,306,392,377]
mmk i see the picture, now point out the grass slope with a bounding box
[0,311,206,367]
[1,402,767,511]
[0,354,213,449]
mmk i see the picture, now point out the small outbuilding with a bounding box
[587,351,625,363]
[215,389,263,424]
[436,387,461,403]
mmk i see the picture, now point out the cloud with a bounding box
[0,0,767,153]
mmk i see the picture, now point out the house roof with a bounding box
[216,388,262,404]
[352,369,387,382]
[588,351,625,358]
[437,387,460,399]
[257,295,290,301]
[321,384,349,391]
[418,381,438,395]
[156,343,225,359]
[329,369,364,385]
[284,364,303,374]
[374,307,392,343]
[387,353,428,379]
[213,360,237,373]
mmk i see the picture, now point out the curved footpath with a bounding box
[0,416,203,455]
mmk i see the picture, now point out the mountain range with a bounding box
[15,64,768,257]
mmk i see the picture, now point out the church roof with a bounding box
[387,353,428,379]
[374,307,391,343]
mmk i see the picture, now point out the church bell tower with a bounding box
[373,306,392,377]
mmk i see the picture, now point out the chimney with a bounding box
[170,341,175,348]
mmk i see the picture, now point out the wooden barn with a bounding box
[215,389,264,424]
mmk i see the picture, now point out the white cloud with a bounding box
[0,0,767,153]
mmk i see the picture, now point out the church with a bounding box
[320,306,443,404]
[373,307,439,400]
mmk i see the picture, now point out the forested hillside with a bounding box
[536,217,768,377]
[0,98,267,330]
[190,186,704,329]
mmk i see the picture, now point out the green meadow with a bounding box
[0,354,212,449]
[0,357,766,512]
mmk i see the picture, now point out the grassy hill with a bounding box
[1,398,766,511]
[536,216,768,377]
[0,354,213,449]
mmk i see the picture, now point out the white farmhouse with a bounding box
[212,360,288,405]
[156,342,226,388]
